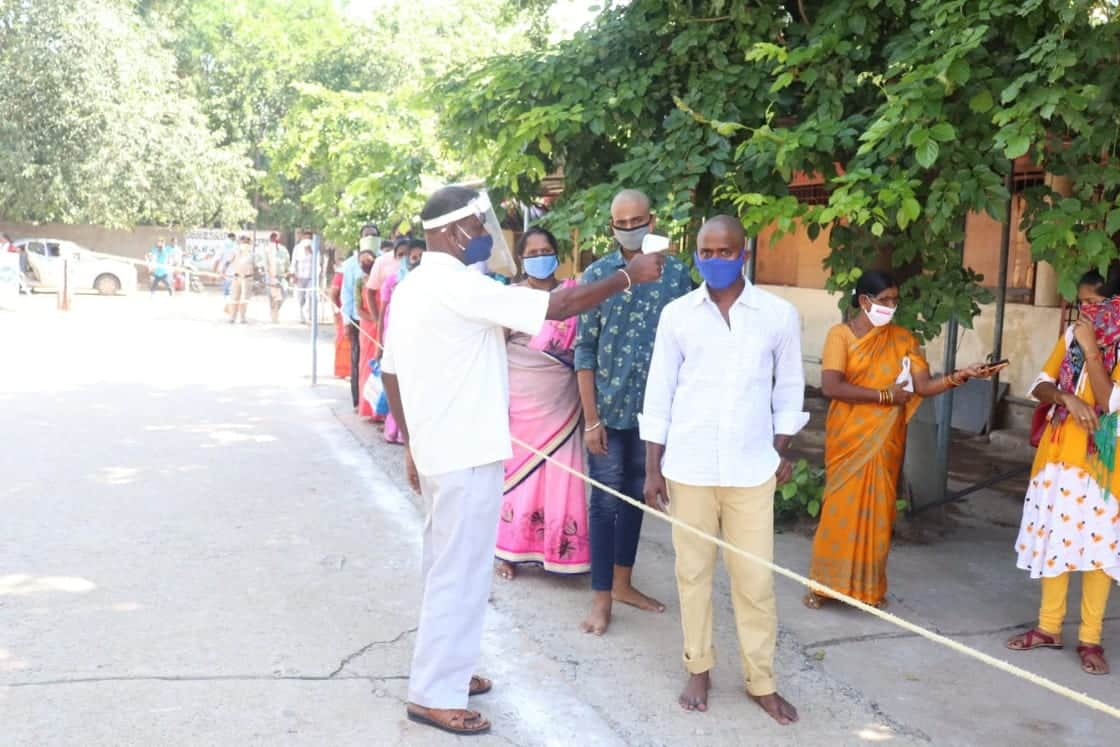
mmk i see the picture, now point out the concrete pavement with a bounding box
[1,292,1118,745]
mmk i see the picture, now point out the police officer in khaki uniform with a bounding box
[228,236,257,324]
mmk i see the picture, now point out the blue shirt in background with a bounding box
[149,245,173,278]
[573,250,693,431]
[340,254,362,321]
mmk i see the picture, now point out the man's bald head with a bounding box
[698,215,746,250]
[611,188,651,217]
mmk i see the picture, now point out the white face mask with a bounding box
[865,301,896,327]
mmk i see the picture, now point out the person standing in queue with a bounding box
[340,245,376,410]
[575,188,693,636]
[642,215,805,724]
[381,185,666,737]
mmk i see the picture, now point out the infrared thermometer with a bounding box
[641,233,670,254]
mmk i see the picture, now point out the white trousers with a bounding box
[408,461,504,709]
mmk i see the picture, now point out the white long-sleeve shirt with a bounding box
[638,281,809,488]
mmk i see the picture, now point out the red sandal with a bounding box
[1006,628,1063,651]
[1076,644,1110,675]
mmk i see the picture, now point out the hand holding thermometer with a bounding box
[641,233,670,254]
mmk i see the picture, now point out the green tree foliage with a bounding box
[0,0,254,227]
[440,0,1120,340]
[265,85,439,245]
[439,1,784,253]
[260,0,536,244]
[729,0,1120,339]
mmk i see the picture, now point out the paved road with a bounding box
[1,293,1117,745]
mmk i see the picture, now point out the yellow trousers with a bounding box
[667,478,777,697]
[1038,569,1113,645]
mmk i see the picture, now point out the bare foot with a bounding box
[494,560,516,581]
[749,692,799,726]
[580,592,612,635]
[612,584,665,613]
[679,671,711,712]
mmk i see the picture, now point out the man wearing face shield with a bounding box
[381,185,665,737]
[575,188,693,636]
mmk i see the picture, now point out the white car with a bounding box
[16,238,138,295]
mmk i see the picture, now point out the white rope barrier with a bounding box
[328,290,1120,721]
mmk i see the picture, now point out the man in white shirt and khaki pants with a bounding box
[641,215,807,726]
[381,185,666,737]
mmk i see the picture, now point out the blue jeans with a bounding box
[588,426,647,592]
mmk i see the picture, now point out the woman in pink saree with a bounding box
[496,228,590,578]
[383,240,424,444]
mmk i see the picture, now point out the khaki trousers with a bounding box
[668,477,777,697]
[229,275,250,321]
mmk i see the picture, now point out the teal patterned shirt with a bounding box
[574,251,693,430]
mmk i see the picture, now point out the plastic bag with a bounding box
[363,359,384,407]
[897,356,914,393]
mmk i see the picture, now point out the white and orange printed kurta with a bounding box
[1016,328,1120,582]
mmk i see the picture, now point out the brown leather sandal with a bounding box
[406,706,491,736]
[469,675,492,696]
[1077,644,1110,675]
[1006,628,1063,651]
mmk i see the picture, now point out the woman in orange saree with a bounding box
[806,271,993,608]
[331,269,351,379]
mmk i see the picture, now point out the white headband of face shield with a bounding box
[420,192,493,231]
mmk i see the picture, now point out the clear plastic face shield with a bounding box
[421,190,516,278]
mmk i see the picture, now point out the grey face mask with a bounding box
[612,222,651,251]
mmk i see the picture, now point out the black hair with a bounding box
[360,223,379,237]
[516,226,559,256]
[408,238,426,251]
[420,185,479,223]
[394,237,411,249]
[1079,264,1120,298]
[851,270,897,308]
[227,233,236,240]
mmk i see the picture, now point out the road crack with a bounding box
[7,673,409,687]
[328,626,418,679]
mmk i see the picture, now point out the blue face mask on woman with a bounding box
[523,254,559,280]
[695,250,745,289]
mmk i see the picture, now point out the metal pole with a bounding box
[987,161,1015,434]
[933,314,959,503]
[310,234,321,386]
[746,236,757,284]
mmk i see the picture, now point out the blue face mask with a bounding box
[523,254,558,280]
[459,229,493,265]
[695,250,745,290]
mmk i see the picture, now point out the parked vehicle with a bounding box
[15,239,138,296]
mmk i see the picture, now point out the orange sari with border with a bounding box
[809,323,927,605]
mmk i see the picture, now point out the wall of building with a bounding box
[0,221,187,262]
[0,221,286,263]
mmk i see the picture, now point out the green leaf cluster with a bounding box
[776,459,825,521]
[436,0,1120,337]
[0,0,255,227]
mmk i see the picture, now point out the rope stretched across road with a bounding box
[325,289,1120,721]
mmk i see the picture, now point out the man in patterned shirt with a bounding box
[576,188,693,635]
